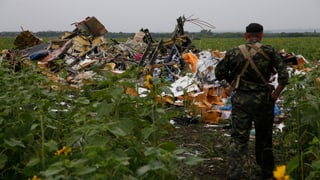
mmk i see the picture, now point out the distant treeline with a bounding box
[1,30,319,39]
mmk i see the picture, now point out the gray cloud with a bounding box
[0,0,319,32]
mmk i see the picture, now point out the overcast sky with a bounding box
[0,0,319,33]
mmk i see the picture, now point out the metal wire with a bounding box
[183,14,216,30]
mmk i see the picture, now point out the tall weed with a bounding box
[282,65,320,179]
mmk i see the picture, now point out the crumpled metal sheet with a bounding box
[75,16,108,37]
[71,35,91,53]
[14,30,43,49]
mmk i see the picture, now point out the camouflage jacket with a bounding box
[215,40,289,91]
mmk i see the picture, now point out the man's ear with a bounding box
[244,32,249,39]
[258,33,263,40]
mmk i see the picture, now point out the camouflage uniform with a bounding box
[215,39,289,179]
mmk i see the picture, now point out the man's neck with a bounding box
[247,39,260,43]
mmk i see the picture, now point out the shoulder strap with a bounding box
[233,58,249,89]
[247,43,272,61]
[238,44,268,84]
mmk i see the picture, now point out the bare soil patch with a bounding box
[166,120,285,180]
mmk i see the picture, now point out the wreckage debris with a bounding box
[14,28,43,50]
[0,16,311,124]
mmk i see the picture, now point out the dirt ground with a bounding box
[166,118,285,180]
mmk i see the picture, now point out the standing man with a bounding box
[215,23,289,179]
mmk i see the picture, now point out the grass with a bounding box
[192,37,320,61]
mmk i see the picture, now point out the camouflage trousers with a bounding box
[227,90,275,179]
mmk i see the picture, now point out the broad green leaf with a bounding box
[68,159,88,168]
[108,126,127,137]
[73,167,96,176]
[142,127,155,139]
[0,154,8,169]
[184,156,204,165]
[20,112,34,121]
[110,87,124,98]
[67,134,84,147]
[108,120,134,137]
[118,157,130,166]
[44,140,58,151]
[311,160,320,170]
[30,123,38,130]
[41,167,65,177]
[75,97,90,105]
[287,154,300,174]
[4,138,25,148]
[26,157,40,167]
[46,125,58,130]
[155,108,166,114]
[137,165,150,176]
[149,160,164,170]
[159,141,176,151]
[173,148,186,155]
[137,161,165,175]
[97,101,114,117]
[86,135,110,146]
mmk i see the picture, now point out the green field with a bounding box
[192,37,320,61]
[1,37,320,61]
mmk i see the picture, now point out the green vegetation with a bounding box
[192,37,320,61]
[0,37,16,50]
[0,60,199,179]
[281,65,320,179]
[0,36,320,179]
[2,37,320,61]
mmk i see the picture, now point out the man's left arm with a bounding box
[215,52,231,82]
[271,50,289,101]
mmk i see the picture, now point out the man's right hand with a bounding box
[272,84,285,101]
